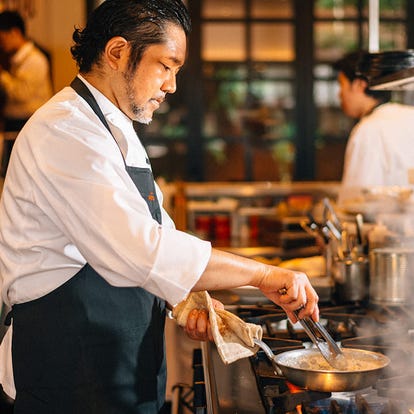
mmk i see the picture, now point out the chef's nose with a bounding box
[162,72,177,94]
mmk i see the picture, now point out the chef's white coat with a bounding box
[338,103,414,205]
[0,76,211,397]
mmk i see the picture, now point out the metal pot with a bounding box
[369,247,414,305]
[273,348,390,392]
[332,256,369,303]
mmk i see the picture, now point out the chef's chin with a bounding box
[132,108,153,125]
[136,116,152,125]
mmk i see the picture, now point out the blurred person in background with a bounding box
[0,10,53,176]
[334,51,414,206]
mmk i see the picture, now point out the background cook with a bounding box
[334,50,414,206]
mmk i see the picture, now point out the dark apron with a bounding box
[9,77,166,413]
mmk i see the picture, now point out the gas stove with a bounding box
[200,301,414,414]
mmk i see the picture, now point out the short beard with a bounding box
[123,69,152,125]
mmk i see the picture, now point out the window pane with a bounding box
[251,0,293,18]
[203,63,248,80]
[203,80,248,138]
[362,0,406,18]
[251,24,294,61]
[314,79,339,108]
[315,0,359,18]
[315,22,358,61]
[202,23,246,61]
[202,0,245,18]
[252,63,295,79]
[362,22,407,51]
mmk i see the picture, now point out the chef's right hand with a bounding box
[256,266,319,323]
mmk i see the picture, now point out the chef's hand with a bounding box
[184,298,224,342]
[257,267,319,323]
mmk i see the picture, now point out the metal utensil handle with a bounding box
[253,338,283,376]
[293,310,343,365]
[279,290,342,358]
[312,319,342,356]
[323,197,342,232]
[294,310,342,356]
[293,312,321,346]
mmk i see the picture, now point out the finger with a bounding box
[277,285,299,304]
[211,298,224,310]
[195,309,209,336]
[285,309,298,323]
[311,305,320,322]
[186,309,199,333]
[207,321,214,342]
[185,309,211,341]
[303,285,319,316]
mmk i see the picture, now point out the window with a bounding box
[136,0,413,182]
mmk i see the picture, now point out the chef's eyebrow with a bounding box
[166,56,184,67]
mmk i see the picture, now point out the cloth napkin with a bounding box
[173,291,263,364]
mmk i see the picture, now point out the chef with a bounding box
[334,51,414,205]
[0,1,319,413]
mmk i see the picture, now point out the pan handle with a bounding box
[253,338,283,376]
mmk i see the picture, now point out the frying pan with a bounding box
[256,342,390,392]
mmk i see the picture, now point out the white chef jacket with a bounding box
[338,103,414,205]
[0,41,53,120]
[0,76,211,397]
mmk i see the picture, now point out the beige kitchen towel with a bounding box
[173,291,263,364]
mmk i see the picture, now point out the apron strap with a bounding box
[4,310,12,326]
[70,76,162,224]
[70,77,113,135]
[70,76,128,167]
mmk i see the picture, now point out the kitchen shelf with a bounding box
[174,181,339,255]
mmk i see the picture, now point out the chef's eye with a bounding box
[161,63,171,72]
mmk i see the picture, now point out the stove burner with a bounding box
[300,391,401,414]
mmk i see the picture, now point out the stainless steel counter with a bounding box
[201,341,265,414]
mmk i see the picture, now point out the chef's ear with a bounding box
[105,36,129,70]
[352,77,369,93]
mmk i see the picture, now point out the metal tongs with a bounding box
[294,310,347,370]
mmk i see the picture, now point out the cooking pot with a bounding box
[369,247,414,305]
[273,348,390,392]
[333,256,369,303]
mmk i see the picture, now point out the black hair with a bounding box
[333,50,392,103]
[0,10,26,36]
[333,51,365,82]
[71,0,191,73]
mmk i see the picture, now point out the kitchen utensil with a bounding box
[253,339,390,392]
[253,338,283,376]
[273,347,390,392]
[322,197,342,233]
[302,213,330,244]
[369,247,414,305]
[293,310,347,370]
[355,213,364,247]
[333,256,369,303]
[277,287,345,368]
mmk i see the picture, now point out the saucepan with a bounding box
[255,340,390,392]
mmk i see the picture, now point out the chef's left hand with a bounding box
[184,298,224,342]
